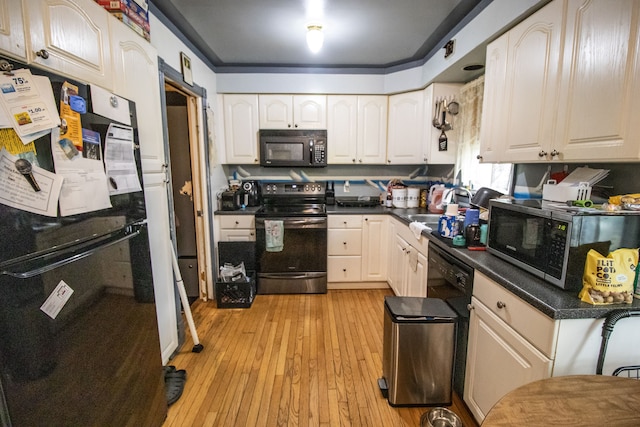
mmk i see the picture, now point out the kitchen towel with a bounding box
[409,221,431,240]
[265,220,284,252]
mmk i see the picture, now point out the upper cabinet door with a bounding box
[225,94,260,164]
[26,0,113,89]
[357,95,388,164]
[327,95,358,164]
[259,94,292,129]
[387,90,424,164]
[293,94,326,129]
[478,35,508,163]
[554,0,640,161]
[109,17,164,174]
[0,0,27,61]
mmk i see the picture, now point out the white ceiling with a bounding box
[150,0,491,74]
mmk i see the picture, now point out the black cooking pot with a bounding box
[470,187,503,209]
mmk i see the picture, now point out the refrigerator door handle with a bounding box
[1,227,142,279]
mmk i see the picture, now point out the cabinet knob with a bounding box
[235,221,239,225]
[343,268,346,272]
[467,304,474,311]
[538,150,548,158]
[359,159,363,163]
[364,218,368,221]
[352,158,356,163]
[294,124,298,128]
[35,49,49,59]
[287,124,292,128]
[550,149,560,157]
[496,301,506,309]
[476,155,483,160]
[343,242,347,245]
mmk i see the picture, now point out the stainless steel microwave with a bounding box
[259,129,327,167]
[487,199,640,290]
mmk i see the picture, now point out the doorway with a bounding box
[163,82,209,302]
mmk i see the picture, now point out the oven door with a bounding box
[255,216,327,293]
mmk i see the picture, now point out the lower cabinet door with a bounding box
[464,297,552,424]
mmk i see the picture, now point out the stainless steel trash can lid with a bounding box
[385,297,457,322]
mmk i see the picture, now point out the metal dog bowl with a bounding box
[420,407,462,427]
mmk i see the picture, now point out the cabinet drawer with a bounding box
[328,256,362,282]
[218,229,255,241]
[328,229,362,255]
[219,215,255,229]
[328,215,362,229]
[473,271,557,357]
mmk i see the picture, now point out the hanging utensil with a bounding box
[447,100,460,115]
[432,97,441,128]
[441,99,452,131]
[438,129,448,151]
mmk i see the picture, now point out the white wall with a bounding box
[149,15,229,195]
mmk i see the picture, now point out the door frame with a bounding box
[157,58,213,300]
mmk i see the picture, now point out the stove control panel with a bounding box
[261,182,326,196]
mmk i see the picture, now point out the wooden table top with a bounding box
[482,375,640,426]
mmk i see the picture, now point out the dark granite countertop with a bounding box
[214,205,640,320]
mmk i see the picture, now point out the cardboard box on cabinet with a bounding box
[95,0,150,41]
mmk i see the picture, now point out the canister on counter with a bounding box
[419,189,427,208]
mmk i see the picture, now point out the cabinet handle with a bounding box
[476,155,483,160]
[36,49,49,59]
[364,218,368,221]
[467,304,474,311]
[343,242,347,245]
[287,124,292,128]
[538,150,548,158]
[496,301,506,309]
[550,149,560,157]
[343,268,346,272]
[352,158,356,163]
[294,124,298,128]
[235,221,239,225]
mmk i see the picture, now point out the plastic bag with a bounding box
[219,262,247,283]
[579,248,638,305]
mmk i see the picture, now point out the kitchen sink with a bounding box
[406,214,441,225]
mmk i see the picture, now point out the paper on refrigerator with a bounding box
[104,123,142,195]
[51,127,112,216]
[0,70,60,142]
[0,148,62,216]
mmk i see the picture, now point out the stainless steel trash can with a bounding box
[379,296,457,406]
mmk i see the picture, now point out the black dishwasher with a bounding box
[427,243,473,397]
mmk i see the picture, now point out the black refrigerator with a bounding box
[0,58,167,426]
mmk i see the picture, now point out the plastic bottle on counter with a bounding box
[386,192,393,208]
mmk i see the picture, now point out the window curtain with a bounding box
[455,75,512,194]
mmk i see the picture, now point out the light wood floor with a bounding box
[164,289,478,427]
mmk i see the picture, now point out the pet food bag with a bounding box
[579,248,639,304]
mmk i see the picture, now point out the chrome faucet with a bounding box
[442,186,472,206]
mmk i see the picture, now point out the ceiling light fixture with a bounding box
[306,24,323,53]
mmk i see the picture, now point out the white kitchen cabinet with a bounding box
[328,215,388,284]
[387,90,424,164]
[386,217,429,296]
[0,0,27,61]
[422,84,461,164]
[478,0,563,163]
[216,215,256,241]
[26,0,114,90]
[259,94,326,129]
[109,17,164,174]
[553,0,640,161]
[361,215,388,281]
[223,94,260,164]
[327,95,387,164]
[479,0,640,163]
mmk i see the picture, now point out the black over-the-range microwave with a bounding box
[259,129,327,167]
[487,199,640,290]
